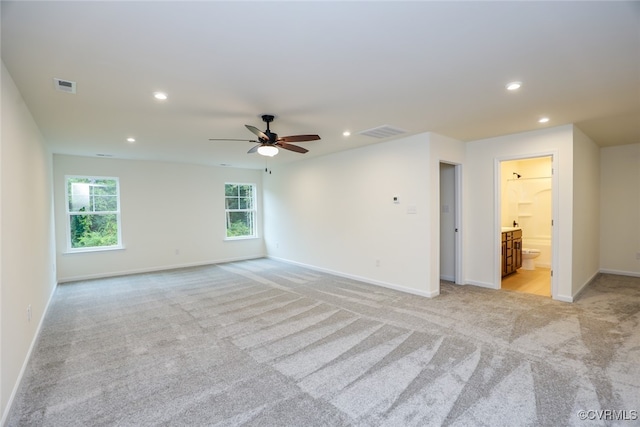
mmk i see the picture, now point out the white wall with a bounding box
[264,133,425,296]
[1,62,56,422]
[53,155,265,282]
[465,125,574,300]
[263,132,464,297]
[600,143,640,276]
[571,127,601,295]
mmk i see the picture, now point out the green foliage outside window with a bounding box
[67,177,120,249]
[225,183,256,238]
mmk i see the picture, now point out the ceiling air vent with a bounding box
[53,78,77,94]
[358,125,407,139]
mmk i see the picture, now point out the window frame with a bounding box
[224,182,258,240]
[65,175,123,253]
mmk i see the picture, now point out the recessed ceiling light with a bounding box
[506,81,522,91]
[343,131,351,137]
[538,117,550,123]
[126,137,136,143]
[153,92,168,100]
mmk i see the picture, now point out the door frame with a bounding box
[494,152,559,298]
[439,161,463,285]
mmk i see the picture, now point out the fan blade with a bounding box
[278,134,321,143]
[277,142,308,154]
[245,125,268,141]
[209,138,258,142]
[247,144,260,154]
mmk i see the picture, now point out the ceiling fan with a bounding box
[209,114,320,157]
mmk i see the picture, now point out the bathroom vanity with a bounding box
[501,228,522,276]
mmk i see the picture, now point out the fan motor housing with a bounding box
[266,132,278,143]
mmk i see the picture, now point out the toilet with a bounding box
[521,248,540,270]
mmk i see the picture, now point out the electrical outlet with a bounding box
[375,259,381,267]
[27,305,32,322]
[636,252,640,260]
[175,249,180,255]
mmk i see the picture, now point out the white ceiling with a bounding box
[2,1,639,170]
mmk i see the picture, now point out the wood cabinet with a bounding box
[502,229,522,277]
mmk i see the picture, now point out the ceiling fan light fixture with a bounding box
[506,81,522,91]
[211,114,317,156]
[257,145,279,157]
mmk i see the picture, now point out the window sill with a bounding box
[224,236,259,242]
[64,245,126,255]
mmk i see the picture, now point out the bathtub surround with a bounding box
[504,173,553,269]
[499,157,554,297]
[8,259,640,425]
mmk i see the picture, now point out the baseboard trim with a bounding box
[56,255,265,283]
[466,280,498,290]
[554,294,574,303]
[560,270,602,303]
[599,269,640,278]
[1,281,57,427]
[268,256,440,298]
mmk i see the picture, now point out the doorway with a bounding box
[499,156,553,297]
[440,162,461,284]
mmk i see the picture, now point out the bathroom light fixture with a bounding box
[343,131,351,137]
[153,92,168,100]
[257,145,278,157]
[538,117,550,123]
[126,137,135,143]
[506,81,522,91]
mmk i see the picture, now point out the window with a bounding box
[66,176,121,251]
[225,183,256,239]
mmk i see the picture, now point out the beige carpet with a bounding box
[7,259,640,426]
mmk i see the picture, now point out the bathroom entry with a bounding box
[500,156,553,297]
